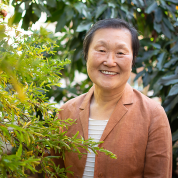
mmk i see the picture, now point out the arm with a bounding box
[143,105,172,178]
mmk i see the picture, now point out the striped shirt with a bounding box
[82,118,108,178]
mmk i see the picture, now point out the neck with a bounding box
[92,84,126,107]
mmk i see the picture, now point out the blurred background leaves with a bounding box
[1,0,178,177]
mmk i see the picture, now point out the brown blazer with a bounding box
[54,83,172,178]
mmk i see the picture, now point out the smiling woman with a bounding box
[87,28,133,93]
[48,19,172,178]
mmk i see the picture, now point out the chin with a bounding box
[97,84,119,90]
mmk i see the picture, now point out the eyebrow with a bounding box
[96,40,130,51]
[95,40,107,46]
[115,44,130,51]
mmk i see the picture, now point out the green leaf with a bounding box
[164,57,178,68]
[174,21,178,26]
[11,12,22,24]
[95,4,107,18]
[131,0,139,6]
[72,131,79,139]
[21,12,30,30]
[136,50,159,63]
[46,0,56,7]
[65,6,75,21]
[156,52,167,71]
[152,43,161,49]
[154,7,162,23]
[170,42,178,53]
[160,0,167,8]
[143,72,151,87]
[74,2,87,15]
[33,4,41,18]
[25,1,30,10]
[76,21,92,32]
[56,13,67,32]
[0,126,11,141]
[159,74,178,86]
[161,22,171,39]
[132,0,144,7]
[165,0,178,3]
[172,129,178,142]
[0,24,6,40]
[163,17,174,31]
[16,144,22,157]
[170,109,178,123]
[154,21,161,33]
[138,0,144,7]
[163,95,178,113]
[38,4,51,16]
[134,70,145,81]
[73,2,91,19]
[108,2,116,8]
[143,71,159,87]
[175,66,178,74]
[168,84,178,96]
[145,2,157,14]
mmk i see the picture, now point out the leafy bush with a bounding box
[11,1,178,128]
[0,22,116,177]
[7,0,178,175]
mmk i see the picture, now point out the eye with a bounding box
[99,50,106,53]
[117,52,124,55]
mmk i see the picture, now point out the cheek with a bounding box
[87,52,103,69]
[89,49,106,60]
[86,60,95,75]
[117,57,132,70]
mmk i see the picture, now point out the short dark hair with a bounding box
[83,18,139,66]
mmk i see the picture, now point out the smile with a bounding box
[100,70,118,75]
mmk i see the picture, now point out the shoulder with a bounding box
[57,86,94,120]
[61,93,87,110]
[56,93,87,121]
[132,88,169,127]
[61,85,94,110]
[132,88,162,111]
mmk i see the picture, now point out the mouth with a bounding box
[100,70,118,75]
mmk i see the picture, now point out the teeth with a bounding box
[101,71,117,75]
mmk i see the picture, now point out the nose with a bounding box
[103,52,116,67]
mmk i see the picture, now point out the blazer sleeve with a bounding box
[143,105,172,178]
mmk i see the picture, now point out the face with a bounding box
[87,28,133,91]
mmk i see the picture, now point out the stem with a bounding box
[11,134,29,151]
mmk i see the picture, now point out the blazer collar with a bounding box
[79,83,133,109]
[79,86,94,140]
[79,83,134,141]
[122,83,134,105]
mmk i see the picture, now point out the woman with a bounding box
[50,18,172,178]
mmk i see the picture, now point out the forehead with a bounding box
[91,28,132,45]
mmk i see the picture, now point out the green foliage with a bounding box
[0,21,116,177]
[12,0,178,134]
[10,0,178,174]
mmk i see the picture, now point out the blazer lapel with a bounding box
[100,83,134,142]
[78,83,134,142]
[79,109,89,140]
[79,86,94,140]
